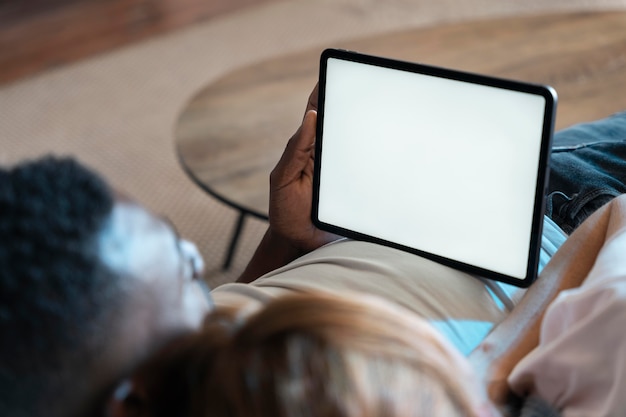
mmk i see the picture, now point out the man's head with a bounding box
[0,156,210,417]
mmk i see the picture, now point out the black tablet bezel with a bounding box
[312,48,557,288]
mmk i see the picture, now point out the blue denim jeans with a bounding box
[547,111,626,234]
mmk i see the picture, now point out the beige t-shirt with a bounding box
[212,217,566,354]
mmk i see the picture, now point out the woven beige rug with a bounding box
[1,0,625,287]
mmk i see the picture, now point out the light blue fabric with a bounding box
[431,319,494,355]
[538,216,567,272]
[434,216,567,354]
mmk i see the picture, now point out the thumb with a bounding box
[304,84,319,115]
[290,110,317,155]
[272,110,317,184]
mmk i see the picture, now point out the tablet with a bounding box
[312,48,557,287]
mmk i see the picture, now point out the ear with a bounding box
[106,378,148,417]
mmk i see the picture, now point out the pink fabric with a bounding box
[509,195,626,417]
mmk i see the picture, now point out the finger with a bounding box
[272,111,317,185]
[282,110,316,160]
[303,150,315,181]
[297,111,317,181]
[296,110,317,150]
[305,83,319,115]
[301,112,317,179]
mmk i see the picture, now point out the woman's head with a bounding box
[125,291,498,417]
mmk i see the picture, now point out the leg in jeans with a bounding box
[547,111,626,234]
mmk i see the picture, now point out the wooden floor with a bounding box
[0,0,273,85]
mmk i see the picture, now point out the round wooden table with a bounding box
[175,11,626,269]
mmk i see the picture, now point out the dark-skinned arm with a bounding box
[237,86,340,283]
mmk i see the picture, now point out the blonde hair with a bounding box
[136,291,487,417]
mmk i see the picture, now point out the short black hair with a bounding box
[0,156,119,417]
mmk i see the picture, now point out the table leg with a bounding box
[223,211,247,270]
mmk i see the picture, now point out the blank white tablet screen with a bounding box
[317,56,548,281]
